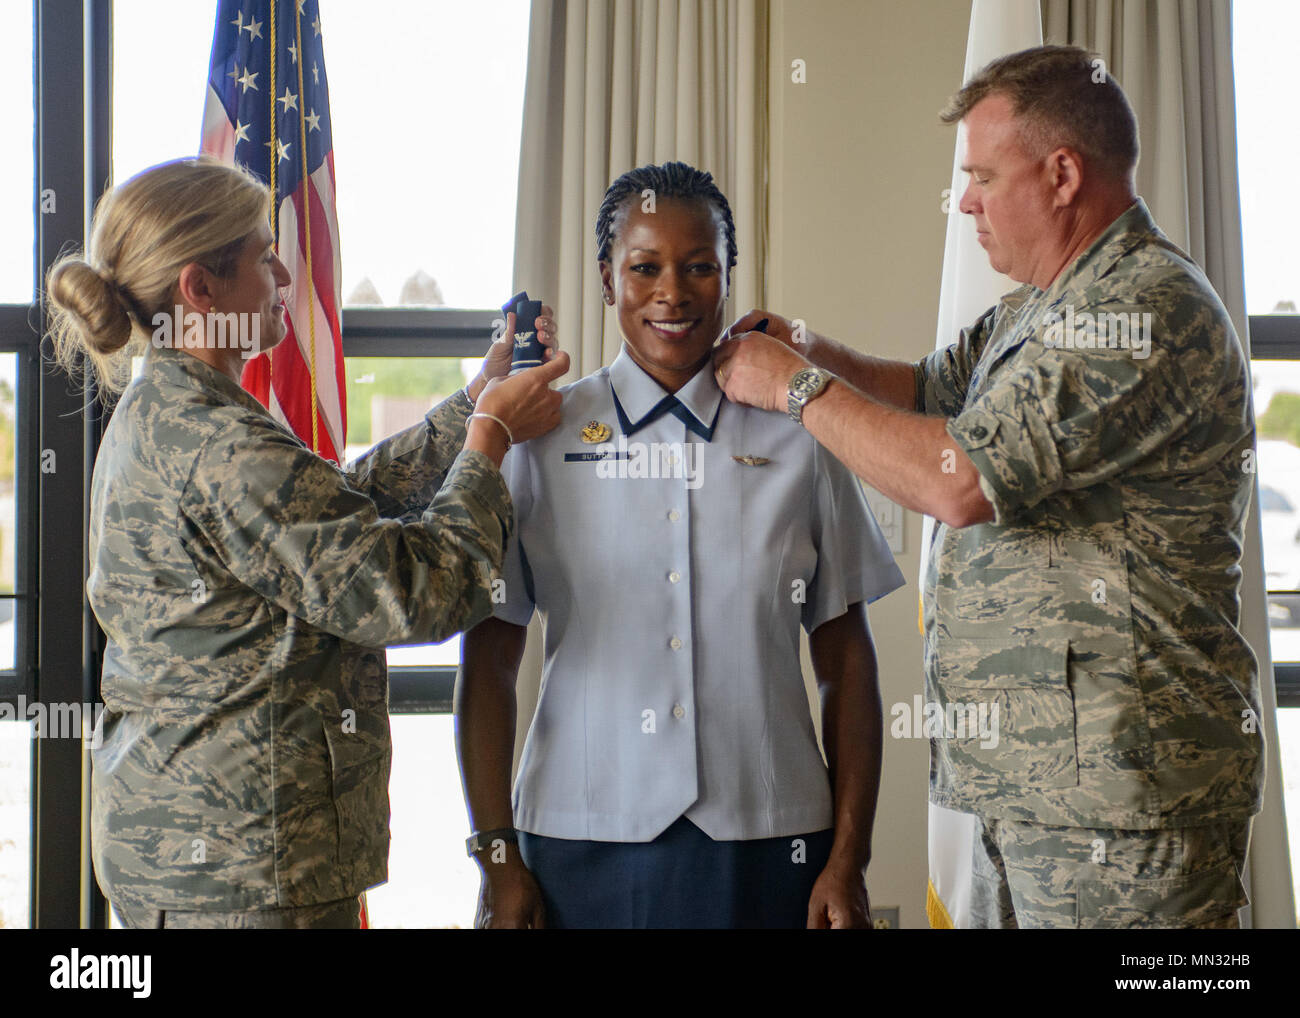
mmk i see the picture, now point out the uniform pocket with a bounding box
[321,719,391,865]
[1076,858,1248,928]
[935,638,1079,791]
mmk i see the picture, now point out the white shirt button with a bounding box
[669,636,683,650]
[673,704,686,719]
[668,571,681,584]
[667,509,680,522]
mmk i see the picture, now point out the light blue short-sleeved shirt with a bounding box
[492,349,906,842]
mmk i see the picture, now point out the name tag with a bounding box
[563,451,629,463]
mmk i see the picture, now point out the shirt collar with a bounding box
[608,347,723,441]
[1041,198,1161,305]
[142,343,273,418]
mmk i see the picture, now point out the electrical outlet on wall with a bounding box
[861,484,905,555]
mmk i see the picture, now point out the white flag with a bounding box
[923,0,1043,930]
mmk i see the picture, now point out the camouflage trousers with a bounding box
[969,815,1252,929]
[112,895,363,930]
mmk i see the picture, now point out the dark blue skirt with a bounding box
[517,816,835,929]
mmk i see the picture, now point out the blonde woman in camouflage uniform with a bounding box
[46,157,569,929]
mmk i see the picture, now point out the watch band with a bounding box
[466,827,519,857]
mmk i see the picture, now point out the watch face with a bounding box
[791,369,822,398]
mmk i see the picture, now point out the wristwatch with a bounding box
[466,827,518,857]
[787,367,834,425]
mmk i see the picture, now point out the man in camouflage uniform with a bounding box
[713,45,1263,927]
[90,342,512,929]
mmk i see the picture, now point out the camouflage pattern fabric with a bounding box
[967,815,1250,928]
[88,345,511,910]
[915,199,1264,831]
[111,895,363,929]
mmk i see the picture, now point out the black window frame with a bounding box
[1248,314,1300,708]
[341,306,497,713]
[0,308,39,707]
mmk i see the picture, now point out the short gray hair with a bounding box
[940,44,1139,184]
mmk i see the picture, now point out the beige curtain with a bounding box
[502,0,769,775]
[1043,0,1295,930]
[513,0,768,377]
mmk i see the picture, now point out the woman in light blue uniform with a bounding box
[457,162,905,929]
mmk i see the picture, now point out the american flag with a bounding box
[200,0,346,464]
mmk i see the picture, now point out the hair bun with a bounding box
[47,258,134,355]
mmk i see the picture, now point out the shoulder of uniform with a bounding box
[557,368,614,421]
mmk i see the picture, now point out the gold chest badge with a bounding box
[581,420,612,444]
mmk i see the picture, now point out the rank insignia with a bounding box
[581,420,612,444]
[732,455,771,466]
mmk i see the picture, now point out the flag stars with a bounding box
[243,16,263,41]
[238,68,259,92]
[288,41,298,65]
[312,15,322,36]
[305,109,321,132]
[312,62,320,85]
[230,10,245,33]
[234,120,251,144]
[278,87,299,113]
[265,138,292,163]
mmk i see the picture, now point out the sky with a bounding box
[108,0,530,310]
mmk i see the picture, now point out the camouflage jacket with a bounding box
[915,199,1263,829]
[88,345,510,910]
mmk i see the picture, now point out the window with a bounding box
[111,1,212,183]
[0,0,39,929]
[344,354,482,671]
[1234,0,1300,924]
[0,353,22,672]
[325,1,529,926]
[1234,2,1300,319]
[321,0,529,310]
[0,0,33,303]
[365,715,481,928]
[0,721,32,929]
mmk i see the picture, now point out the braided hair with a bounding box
[595,162,737,284]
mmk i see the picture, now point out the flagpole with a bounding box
[924,0,1042,929]
[291,5,321,457]
[267,0,278,386]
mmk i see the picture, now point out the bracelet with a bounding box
[466,827,519,857]
[466,412,513,450]
[462,382,477,407]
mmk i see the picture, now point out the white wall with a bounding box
[771,0,972,927]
